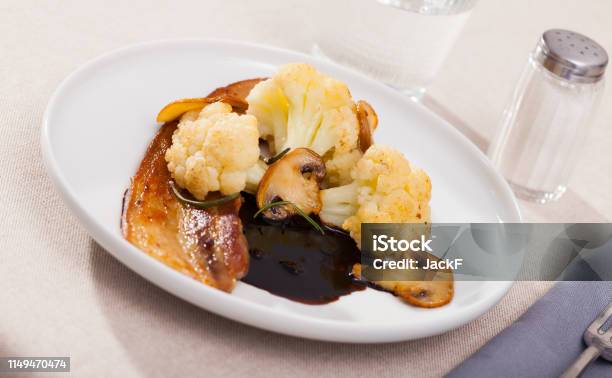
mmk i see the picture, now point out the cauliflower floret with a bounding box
[244,159,268,194]
[319,145,432,247]
[246,63,363,186]
[165,102,260,200]
[324,149,362,187]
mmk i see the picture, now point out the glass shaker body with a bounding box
[489,30,607,203]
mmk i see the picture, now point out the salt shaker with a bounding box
[488,29,608,203]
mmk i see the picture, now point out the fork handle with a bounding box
[560,345,601,378]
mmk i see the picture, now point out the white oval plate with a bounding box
[42,40,521,343]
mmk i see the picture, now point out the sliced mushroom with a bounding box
[256,148,326,220]
[156,96,247,123]
[352,262,453,308]
[207,78,266,104]
[391,277,454,308]
[156,78,266,123]
[356,100,379,152]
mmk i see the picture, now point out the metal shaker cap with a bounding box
[534,29,608,83]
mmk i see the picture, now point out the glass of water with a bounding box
[312,0,477,97]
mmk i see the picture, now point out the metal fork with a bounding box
[561,302,612,378]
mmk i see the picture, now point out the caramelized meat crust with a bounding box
[121,79,263,291]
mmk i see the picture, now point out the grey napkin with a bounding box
[447,282,612,378]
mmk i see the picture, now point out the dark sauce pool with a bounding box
[240,194,365,304]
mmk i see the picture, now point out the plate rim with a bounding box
[41,38,521,343]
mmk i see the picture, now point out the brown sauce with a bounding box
[239,194,365,304]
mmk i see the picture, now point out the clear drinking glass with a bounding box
[488,29,608,203]
[311,0,477,97]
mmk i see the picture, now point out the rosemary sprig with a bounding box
[254,200,325,235]
[265,148,290,165]
[170,181,240,209]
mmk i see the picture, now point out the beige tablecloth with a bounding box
[1,1,609,376]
